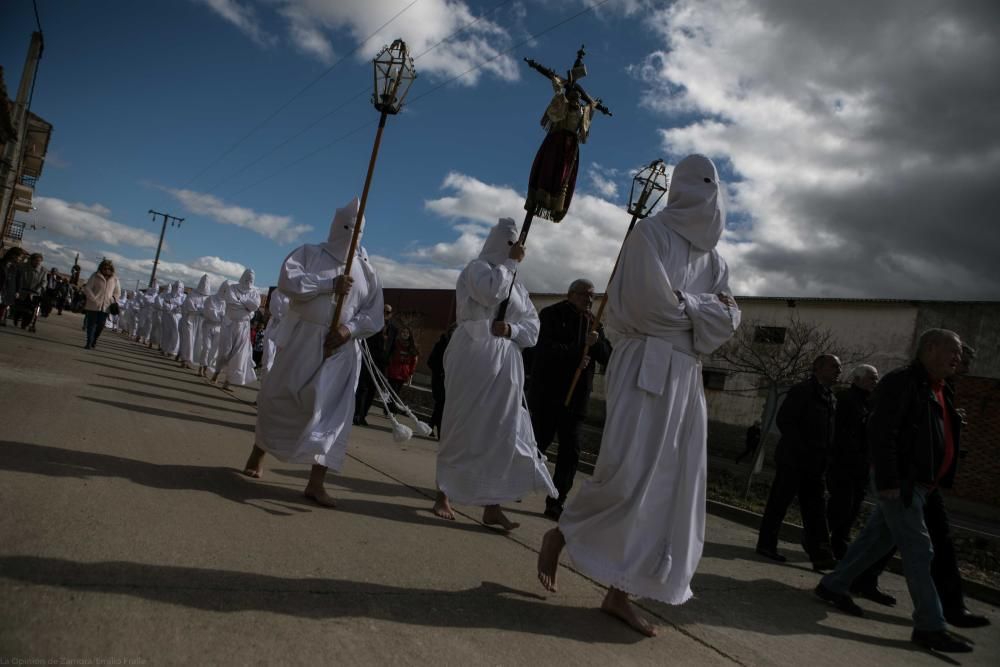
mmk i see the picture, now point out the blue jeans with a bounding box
[821,482,943,632]
[84,310,108,347]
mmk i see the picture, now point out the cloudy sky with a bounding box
[2,0,997,299]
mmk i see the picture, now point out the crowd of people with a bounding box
[4,153,989,652]
[0,248,89,331]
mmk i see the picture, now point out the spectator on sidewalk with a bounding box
[14,253,47,331]
[756,354,840,571]
[427,324,455,439]
[82,259,121,349]
[815,329,975,654]
[734,420,762,464]
[386,325,419,398]
[0,247,25,326]
[827,364,879,560]
[354,304,396,425]
[528,278,612,521]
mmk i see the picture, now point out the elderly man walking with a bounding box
[815,329,974,653]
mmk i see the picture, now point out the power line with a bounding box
[180,0,423,188]
[224,0,613,199]
[203,0,518,197]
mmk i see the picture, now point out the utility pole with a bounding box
[147,209,184,287]
[0,31,44,244]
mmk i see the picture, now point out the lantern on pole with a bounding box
[563,158,670,406]
[324,39,416,358]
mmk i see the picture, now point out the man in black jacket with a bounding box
[756,354,840,570]
[528,279,612,520]
[816,329,973,654]
[827,364,879,560]
[354,304,397,425]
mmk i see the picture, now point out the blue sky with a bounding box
[3,0,998,299]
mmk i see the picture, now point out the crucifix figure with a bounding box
[524,45,612,224]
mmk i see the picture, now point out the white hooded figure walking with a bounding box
[259,288,289,381]
[432,217,557,531]
[198,280,228,377]
[160,280,186,358]
[137,281,158,343]
[536,154,741,638]
[179,274,211,369]
[212,269,260,389]
[244,197,383,508]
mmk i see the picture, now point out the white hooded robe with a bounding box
[260,289,289,379]
[254,197,384,471]
[180,274,210,364]
[217,270,260,385]
[436,218,557,506]
[558,154,741,605]
[199,281,228,369]
[160,281,185,356]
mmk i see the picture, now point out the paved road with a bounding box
[1,314,997,665]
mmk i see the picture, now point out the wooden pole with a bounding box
[562,211,640,406]
[323,110,388,358]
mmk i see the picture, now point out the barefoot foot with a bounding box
[303,487,337,508]
[242,446,265,478]
[601,589,658,637]
[537,528,565,593]
[433,491,455,520]
[482,505,520,532]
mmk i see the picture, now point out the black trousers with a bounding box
[530,403,581,508]
[853,488,965,611]
[354,367,380,419]
[826,466,869,559]
[757,464,833,561]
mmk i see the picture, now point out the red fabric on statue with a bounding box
[525,129,579,222]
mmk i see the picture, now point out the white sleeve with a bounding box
[278,246,336,301]
[465,258,518,309]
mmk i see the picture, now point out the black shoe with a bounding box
[543,504,563,521]
[944,608,990,628]
[814,583,864,617]
[812,557,838,572]
[755,546,787,563]
[358,417,369,427]
[911,629,973,653]
[853,586,896,606]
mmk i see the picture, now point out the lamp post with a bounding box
[563,158,669,406]
[324,39,416,357]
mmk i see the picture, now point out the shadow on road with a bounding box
[78,396,254,433]
[96,374,243,404]
[0,555,647,645]
[88,383,256,417]
[77,359,211,388]
[272,468,438,500]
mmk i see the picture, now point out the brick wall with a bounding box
[951,376,1000,506]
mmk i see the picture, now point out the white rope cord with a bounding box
[359,339,432,441]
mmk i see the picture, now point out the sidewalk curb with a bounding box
[706,498,1000,608]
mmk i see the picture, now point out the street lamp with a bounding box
[325,39,416,357]
[564,158,671,406]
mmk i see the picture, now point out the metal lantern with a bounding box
[372,39,417,115]
[627,159,670,219]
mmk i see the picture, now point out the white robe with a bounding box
[149,294,165,346]
[436,258,557,506]
[160,292,185,356]
[217,284,260,385]
[138,291,157,341]
[255,244,383,470]
[260,290,289,380]
[558,219,740,605]
[199,293,226,368]
[179,293,206,363]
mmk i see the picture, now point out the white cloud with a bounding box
[209,0,519,84]
[196,0,276,46]
[636,0,1000,299]
[190,255,248,278]
[33,197,162,249]
[369,254,460,289]
[404,171,631,293]
[163,187,312,244]
[586,163,620,200]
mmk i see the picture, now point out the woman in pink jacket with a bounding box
[83,259,121,349]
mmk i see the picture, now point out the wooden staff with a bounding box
[323,110,388,358]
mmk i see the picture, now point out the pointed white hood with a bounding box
[659,154,726,252]
[170,280,184,297]
[238,269,254,290]
[321,196,364,263]
[146,279,159,296]
[478,217,518,266]
[215,280,230,297]
[195,274,211,296]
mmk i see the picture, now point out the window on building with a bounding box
[753,325,787,345]
[703,369,727,390]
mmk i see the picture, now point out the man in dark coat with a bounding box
[354,304,397,425]
[427,324,455,439]
[528,279,612,520]
[756,354,840,570]
[816,330,976,653]
[827,364,879,560]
